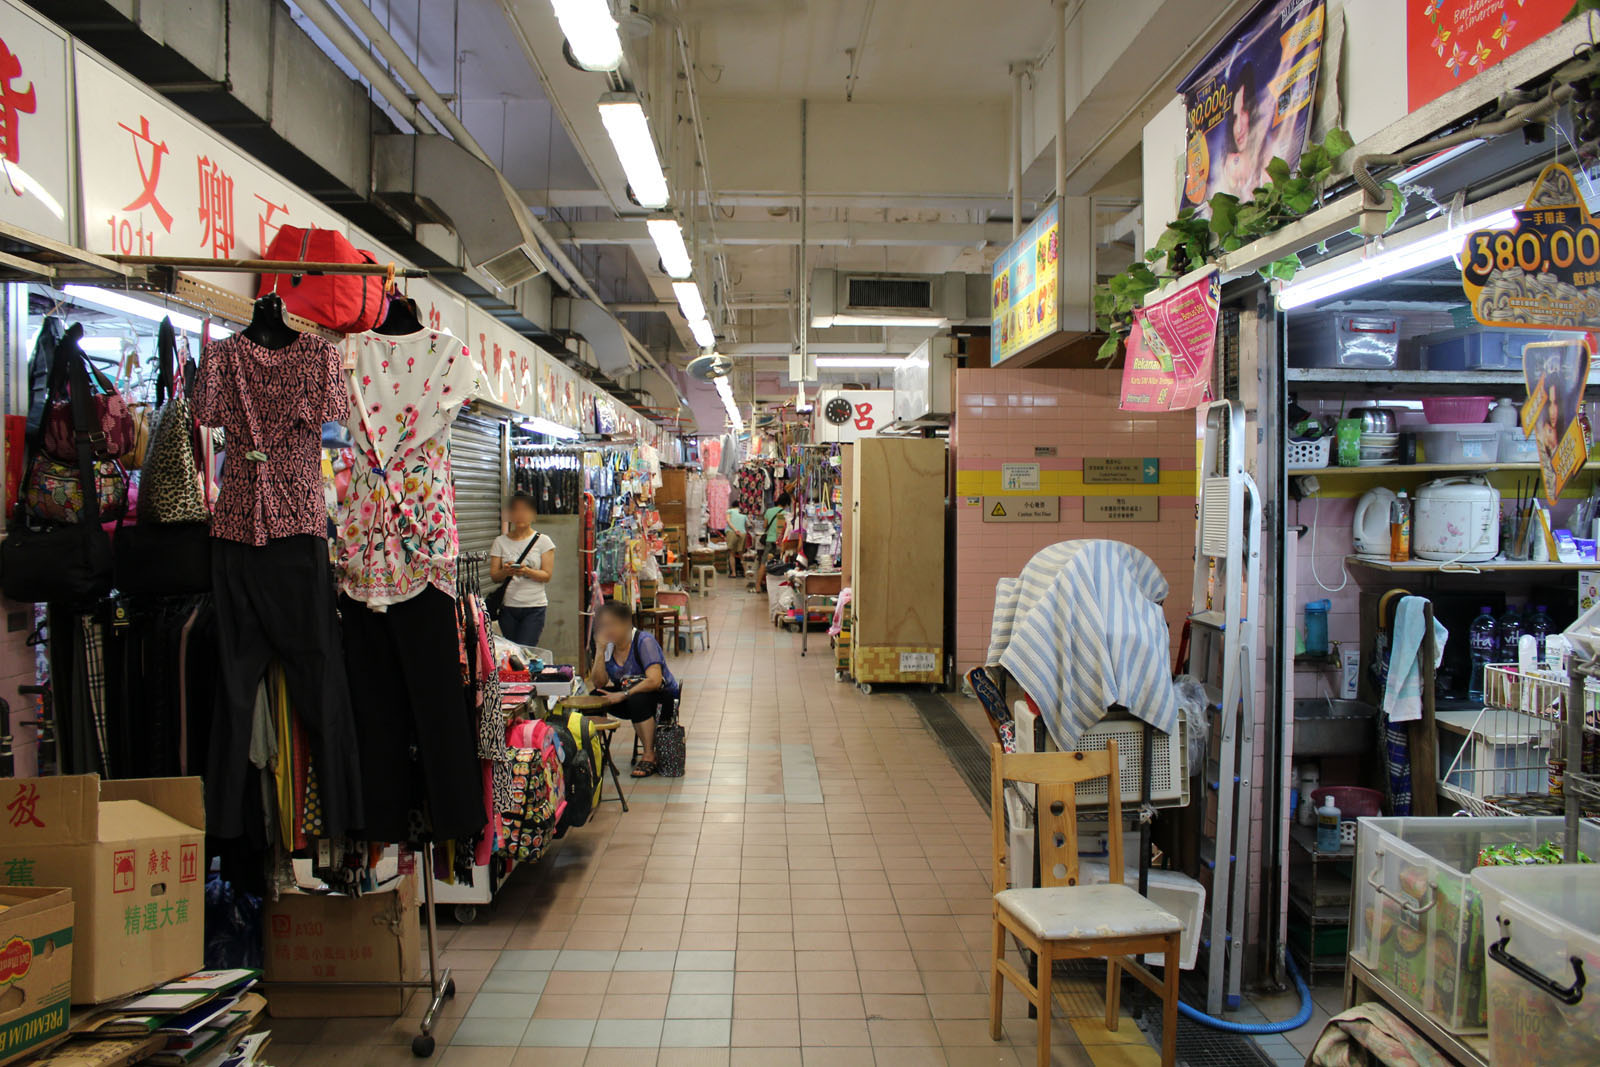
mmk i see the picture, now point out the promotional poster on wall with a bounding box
[1178,0,1325,213]
[1408,0,1567,112]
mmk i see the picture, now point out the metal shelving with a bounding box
[1287,367,1600,390]
[1287,824,1354,977]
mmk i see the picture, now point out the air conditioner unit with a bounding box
[809,269,967,328]
[893,335,956,423]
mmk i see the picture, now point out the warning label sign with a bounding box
[982,496,1060,523]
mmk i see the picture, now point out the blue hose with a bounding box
[1174,954,1313,1034]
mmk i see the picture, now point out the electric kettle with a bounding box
[1352,488,1399,559]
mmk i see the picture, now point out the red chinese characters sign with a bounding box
[0,4,70,242]
[1408,0,1568,111]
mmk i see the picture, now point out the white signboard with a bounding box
[1000,462,1041,492]
[0,1,70,242]
[74,48,343,296]
[465,302,538,415]
[899,652,938,673]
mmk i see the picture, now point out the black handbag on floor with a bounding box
[1,328,114,607]
[654,693,686,778]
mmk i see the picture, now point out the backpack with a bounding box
[501,720,565,863]
[257,226,388,334]
[547,710,602,835]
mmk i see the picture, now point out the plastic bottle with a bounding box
[1304,600,1331,656]
[1316,795,1342,853]
[1528,604,1554,666]
[1468,607,1497,704]
[1497,604,1525,660]
[1389,492,1411,561]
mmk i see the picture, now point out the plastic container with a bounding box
[1418,424,1501,464]
[1353,817,1600,1032]
[1077,861,1206,969]
[1501,428,1538,463]
[1304,599,1331,655]
[1286,436,1331,470]
[1474,864,1600,1065]
[1288,312,1401,369]
[1422,396,1493,425]
[1313,785,1382,818]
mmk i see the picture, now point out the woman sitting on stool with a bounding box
[588,600,680,777]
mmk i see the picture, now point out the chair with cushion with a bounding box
[988,740,1181,1067]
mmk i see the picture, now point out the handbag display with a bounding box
[40,356,136,462]
[23,454,128,524]
[257,226,388,334]
[139,319,210,525]
[1,329,115,606]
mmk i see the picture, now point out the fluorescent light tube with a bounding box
[647,218,693,279]
[550,0,623,72]
[1277,208,1518,310]
[688,317,715,348]
[62,285,232,338]
[823,313,948,328]
[673,281,707,323]
[816,356,905,369]
[78,336,128,355]
[597,93,669,209]
[521,415,581,440]
[713,374,743,431]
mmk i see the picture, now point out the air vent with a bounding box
[846,276,932,311]
[480,246,545,290]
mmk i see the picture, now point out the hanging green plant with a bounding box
[1094,128,1355,362]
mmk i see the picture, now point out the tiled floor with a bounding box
[264,584,1174,1066]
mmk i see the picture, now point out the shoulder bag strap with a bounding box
[156,317,176,407]
[63,335,104,528]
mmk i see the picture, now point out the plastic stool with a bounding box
[743,552,763,592]
[691,564,716,594]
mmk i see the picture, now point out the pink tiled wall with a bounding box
[952,368,1198,675]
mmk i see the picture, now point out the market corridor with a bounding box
[264,585,1163,1066]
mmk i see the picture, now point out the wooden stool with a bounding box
[580,715,629,813]
[690,564,716,594]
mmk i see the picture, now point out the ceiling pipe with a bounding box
[1010,62,1026,239]
[323,0,684,402]
[294,0,438,134]
[1054,0,1067,202]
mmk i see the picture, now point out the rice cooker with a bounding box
[1412,477,1500,562]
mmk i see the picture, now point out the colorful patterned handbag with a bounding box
[24,454,127,524]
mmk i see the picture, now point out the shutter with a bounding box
[450,412,506,560]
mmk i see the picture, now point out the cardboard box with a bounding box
[263,875,419,1018]
[0,777,204,1005]
[0,887,74,1065]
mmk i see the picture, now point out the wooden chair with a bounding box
[988,740,1181,1067]
[655,590,710,653]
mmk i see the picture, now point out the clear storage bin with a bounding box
[1352,817,1600,1032]
[1288,312,1401,369]
[1474,864,1600,1064]
[1417,424,1501,464]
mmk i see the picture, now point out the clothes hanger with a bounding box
[242,284,300,350]
[374,293,423,336]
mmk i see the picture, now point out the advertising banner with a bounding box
[1119,271,1220,412]
[1178,0,1325,212]
[1522,337,1591,504]
[1408,0,1567,112]
[990,202,1059,364]
[1462,163,1600,331]
[0,1,70,243]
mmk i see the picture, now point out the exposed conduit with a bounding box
[293,0,438,134]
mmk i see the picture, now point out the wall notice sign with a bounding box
[1084,458,1160,484]
[899,652,937,673]
[1034,446,1057,457]
[1000,463,1041,491]
[984,496,1060,523]
[965,496,981,506]
[1085,497,1160,522]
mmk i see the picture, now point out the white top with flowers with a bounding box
[336,328,477,607]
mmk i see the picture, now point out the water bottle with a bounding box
[1497,604,1526,661]
[1528,604,1554,666]
[1468,607,1497,704]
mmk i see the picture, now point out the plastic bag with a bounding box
[1172,674,1210,771]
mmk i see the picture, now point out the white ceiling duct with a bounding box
[809,269,973,328]
[554,297,635,376]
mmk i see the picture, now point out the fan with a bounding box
[687,352,735,380]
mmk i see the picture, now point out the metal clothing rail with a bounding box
[111,255,429,277]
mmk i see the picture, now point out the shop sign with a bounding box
[1120,271,1220,412]
[812,390,892,443]
[1084,458,1160,484]
[1084,497,1159,523]
[983,496,1059,523]
[1178,0,1324,213]
[1462,163,1600,332]
[1522,336,1591,504]
[0,1,70,243]
[536,349,586,431]
[1000,462,1040,492]
[73,49,343,298]
[1408,1,1567,112]
[464,302,536,415]
[1034,446,1057,457]
[990,201,1058,364]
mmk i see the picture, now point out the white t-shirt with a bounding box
[492,531,555,607]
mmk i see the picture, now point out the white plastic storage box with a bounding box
[1079,860,1205,969]
[1352,816,1600,1033]
[1474,864,1600,1065]
[1288,312,1401,369]
[1417,424,1501,465]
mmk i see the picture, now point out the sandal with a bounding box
[631,760,657,778]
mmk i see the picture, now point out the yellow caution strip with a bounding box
[955,469,1197,497]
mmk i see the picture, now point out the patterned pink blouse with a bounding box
[195,332,349,546]
[336,329,477,607]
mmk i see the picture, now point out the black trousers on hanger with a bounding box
[340,586,486,843]
[208,535,363,839]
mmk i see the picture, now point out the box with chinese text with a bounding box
[263,874,418,1017]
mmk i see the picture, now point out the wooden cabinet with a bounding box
[657,467,687,528]
[840,443,855,589]
[849,438,946,685]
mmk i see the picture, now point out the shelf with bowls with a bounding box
[1305,462,1544,477]
[1286,368,1600,390]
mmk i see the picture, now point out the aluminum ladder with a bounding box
[1187,400,1261,1015]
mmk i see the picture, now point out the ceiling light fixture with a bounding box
[815,356,905,369]
[549,0,623,72]
[821,313,948,328]
[714,374,744,431]
[647,217,693,279]
[597,92,669,209]
[62,285,233,338]
[688,318,716,348]
[672,280,707,323]
[1277,207,1518,310]
[520,416,582,440]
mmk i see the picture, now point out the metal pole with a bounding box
[294,0,438,134]
[799,99,809,378]
[1010,65,1024,239]
[1055,0,1067,202]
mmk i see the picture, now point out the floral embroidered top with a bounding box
[336,328,477,607]
[195,332,349,546]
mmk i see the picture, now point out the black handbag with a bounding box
[113,521,211,596]
[654,693,685,778]
[1,328,114,607]
[486,533,537,619]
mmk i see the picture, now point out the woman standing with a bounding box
[762,491,791,564]
[491,493,556,647]
[588,600,680,777]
